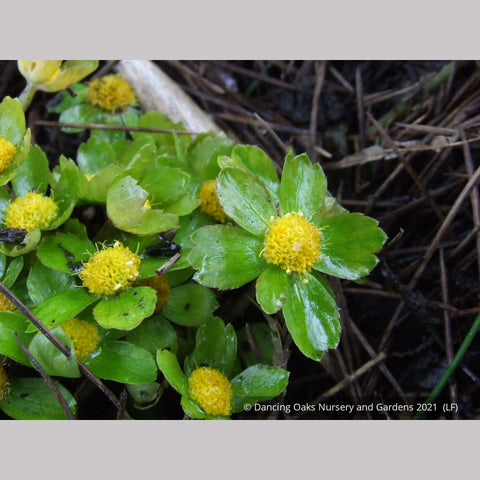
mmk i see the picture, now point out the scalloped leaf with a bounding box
[279,153,327,218]
[283,272,340,360]
[85,340,157,384]
[314,212,388,280]
[0,377,76,420]
[217,167,276,236]
[189,225,265,290]
[92,286,157,330]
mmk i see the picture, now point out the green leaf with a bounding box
[217,167,275,236]
[163,194,200,216]
[132,112,190,148]
[125,314,177,356]
[27,260,76,306]
[58,103,104,133]
[279,153,327,218]
[0,377,76,420]
[255,264,287,314]
[226,144,280,203]
[0,97,25,145]
[28,328,80,377]
[231,364,290,413]
[184,317,237,378]
[283,272,340,360]
[49,156,80,230]
[37,231,94,274]
[162,283,219,327]
[0,311,34,366]
[92,286,157,330]
[311,194,348,222]
[137,166,190,206]
[156,348,189,396]
[2,256,24,288]
[0,187,11,224]
[189,225,265,290]
[188,132,233,182]
[315,213,388,280]
[79,164,123,204]
[77,135,117,175]
[11,144,52,197]
[85,340,157,384]
[26,289,98,332]
[106,175,179,235]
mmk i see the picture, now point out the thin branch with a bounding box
[14,332,75,420]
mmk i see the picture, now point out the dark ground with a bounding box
[1,60,479,419]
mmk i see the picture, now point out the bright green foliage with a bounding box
[0,67,388,419]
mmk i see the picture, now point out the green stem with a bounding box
[413,313,480,419]
[17,83,37,111]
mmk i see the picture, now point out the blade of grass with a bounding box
[413,313,480,419]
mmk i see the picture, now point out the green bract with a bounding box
[189,151,387,361]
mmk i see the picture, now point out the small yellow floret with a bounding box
[87,74,136,112]
[263,212,322,280]
[188,367,232,416]
[0,364,8,400]
[5,192,58,232]
[0,292,15,311]
[198,180,228,223]
[79,241,141,296]
[61,318,100,360]
[0,138,16,174]
[143,199,152,210]
[136,275,170,312]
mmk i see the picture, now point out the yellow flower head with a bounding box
[263,212,322,281]
[198,180,228,223]
[188,367,232,416]
[61,318,100,360]
[0,137,17,174]
[4,192,58,232]
[0,292,15,312]
[79,241,140,296]
[0,364,8,401]
[136,275,170,312]
[87,74,136,112]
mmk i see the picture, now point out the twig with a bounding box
[14,332,75,420]
[439,248,459,419]
[0,282,126,415]
[292,352,386,418]
[155,252,182,276]
[35,120,199,136]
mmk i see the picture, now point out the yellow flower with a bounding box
[198,180,228,223]
[0,138,17,174]
[188,367,232,416]
[61,318,100,360]
[0,364,8,401]
[87,75,136,112]
[262,211,322,281]
[4,192,58,232]
[79,241,140,296]
[0,292,15,311]
[136,275,170,312]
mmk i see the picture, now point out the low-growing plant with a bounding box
[0,61,386,419]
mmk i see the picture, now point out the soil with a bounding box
[1,60,479,419]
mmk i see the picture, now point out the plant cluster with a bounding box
[0,61,386,419]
